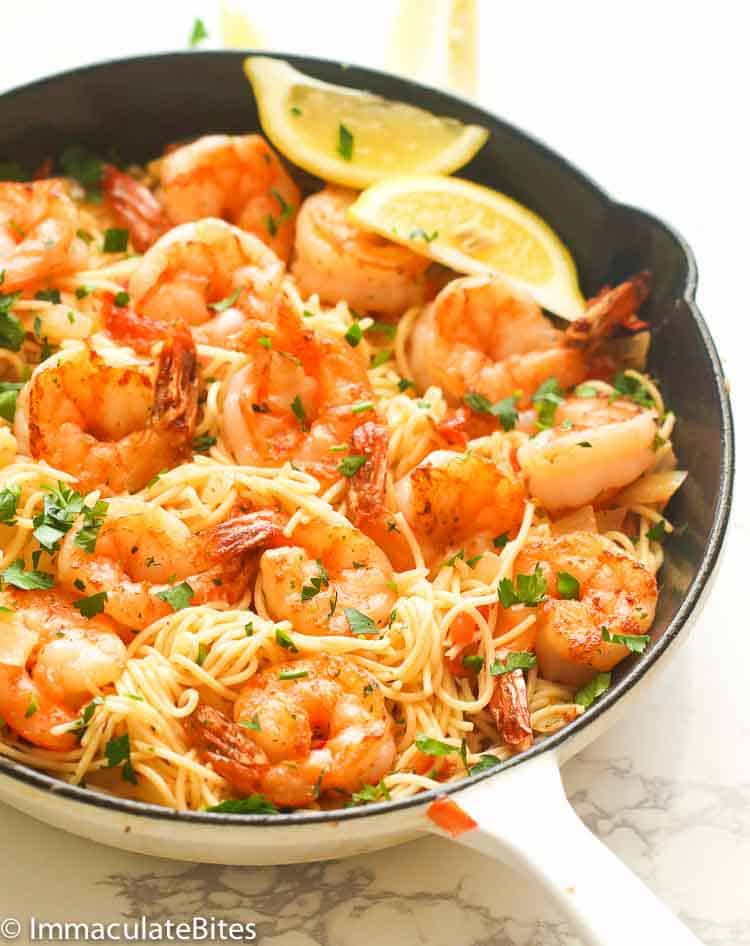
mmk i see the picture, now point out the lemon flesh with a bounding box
[349,175,585,320]
[244,57,488,190]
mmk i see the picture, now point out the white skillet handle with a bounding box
[426,752,705,946]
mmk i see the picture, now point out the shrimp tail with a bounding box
[347,422,414,571]
[489,668,533,753]
[187,704,267,795]
[102,165,169,252]
[566,271,651,347]
[103,295,171,354]
[152,330,199,446]
[204,509,286,560]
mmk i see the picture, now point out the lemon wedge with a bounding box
[349,175,585,319]
[244,56,489,189]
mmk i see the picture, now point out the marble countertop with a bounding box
[1,3,747,944]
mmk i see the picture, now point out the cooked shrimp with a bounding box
[513,531,657,686]
[517,392,659,511]
[0,590,126,750]
[128,218,284,347]
[291,186,434,316]
[0,180,89,291]
[157,135,300,262]
[394,449,526,565]
[256,511,396,636]
[188,655,396,807]
[346,421,415,571]
[57,503,279,630]
[407,272,649,407]
[102,164,169,252]
[14,332,198,494]
[221,295,376,489]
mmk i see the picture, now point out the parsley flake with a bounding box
[497,564,547,607]
[337,123,354,161]
[155,581,194,612]
[489,651,537,675]
[344,607,378,635]
[574,672,611,708]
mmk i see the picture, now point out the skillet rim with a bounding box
[0,51,735,828]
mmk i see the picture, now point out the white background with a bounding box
[0,2,748,943]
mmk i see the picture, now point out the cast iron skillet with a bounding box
[0,53,734,941]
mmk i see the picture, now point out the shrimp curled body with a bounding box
[188,655,396,807]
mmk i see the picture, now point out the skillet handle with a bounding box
[425,752,705,946]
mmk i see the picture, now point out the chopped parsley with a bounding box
[32,482,86,553]
[0,286,24,351]
[0,485,20,524]
[337,123,354,161]
[493,532,509,549]
[367,321,397,339]
[155,581,194,612]
[275,627,298,652]
[468,754,503,775]
[112,290,129,307]
[193,433,217,454]
[72,697,102,732]
[25,695,38,718]
[258,336,272,350]
[556,571,580,600]
[462,654,484,672]
[351,400,374,414]
[0,381,22,423]
[290,395,308,430]
[497,564,547,607]
[574,672,611,708]
[279,668,308,680]
[196,643,209,666]
[601,627,650,654]
[239,714,262,732]
[344,607,378,636]
[59,145,104,201]
[104,732,137,784]
[533,377,564,429]
[207,794,279,814]
[35,288,61,304]
[408,228,438,243]
[73,499,109,554]
[464,391,519,431]
[338,454,367,478]
[344,322,363,347]
[349,779,391,805]
[397,377,415,393]
[575,383,598,398]
[209,287,242,312]
[646,519,667,542]
[612,371,655,408]
[102,228,129,253]
[370,349,392,369]
[1,558,54,590]
[74,591,108,619]
[489,651,537,675]
[189,17,209,47]
[301,560,330,601]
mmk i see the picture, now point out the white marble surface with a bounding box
[0,3,747,944]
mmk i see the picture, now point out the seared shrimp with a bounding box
[513,531,657,686]
[517,391,659,511]
[188,655,396,807]
[0,590,126,750]
[259,512,397,636]
[0,180,89,291]
[346,421,415,571]
[58,504,279,630]
[102,164,169,252]
[221,296,376,489]
[128,219,284,347]
[394,450,526,566]
[14,332,198,494]
[407,272,649,407]
[291,186,434,316]
[157,135,300,262]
